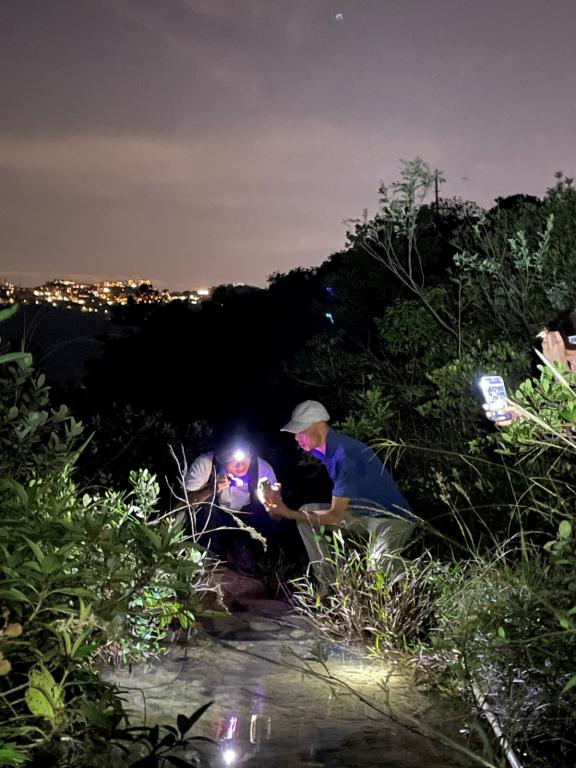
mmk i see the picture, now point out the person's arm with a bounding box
[184,454,229,505]
[264,488,349,527]
[186,483,216,505]
[187,474,231,505]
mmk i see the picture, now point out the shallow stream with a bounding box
[105,600,477,767]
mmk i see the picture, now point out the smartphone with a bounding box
[562,332,576,351]
[256,477,272,505]
[256,477,282,507]
[479,375,511,422]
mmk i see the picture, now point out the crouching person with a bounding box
[263,401,416,588]
[184,437,281,574]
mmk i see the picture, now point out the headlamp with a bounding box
[232,449,246,463]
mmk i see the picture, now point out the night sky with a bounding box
[1,0,575,290]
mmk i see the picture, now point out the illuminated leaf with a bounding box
[25,667,64,722]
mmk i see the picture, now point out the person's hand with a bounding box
[215,473,230,494]
[482,403,522,426]
[541,330,567,365]
[262,483,283,515]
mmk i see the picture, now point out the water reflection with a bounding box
[105,638,474,767]
[213,703,273,766]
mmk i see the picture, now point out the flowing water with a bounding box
[105,600,478,767]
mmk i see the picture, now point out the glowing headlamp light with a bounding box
[232,449,246,463]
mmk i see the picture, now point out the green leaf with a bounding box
[558,615,574,630]
[176,702,213,737]
[0,304,20,322]
[141,526,162,550]
[25,687,54,719]
[0,352,31,367]
[157,732,177,749]
[497,626,506,639]
[148,724,159,746]
[0,744,30,765]
[50,587,94,598]
[80,700,112,729]
[0,587,30,603]
[562,675,576,695]
[558,520,572,540]
[60,630,72,656]
[73,642,99,660]
[25,667,64,722]
[176,714,188,736]
[24,538,44,564]
[40,553,63,574]
[0,479,28,506]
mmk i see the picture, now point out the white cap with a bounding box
[281,400,330,433]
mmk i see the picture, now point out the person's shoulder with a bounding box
[190,452,214,467]
[332,430,380,466]
[256,457,276,476]
[330,429,369,454]
[185,452,214,490]
[186,453,214,479]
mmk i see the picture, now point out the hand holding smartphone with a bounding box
[479,375,512,423]
[257,477,282,511]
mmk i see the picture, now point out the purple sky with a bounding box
[1,0,575,290]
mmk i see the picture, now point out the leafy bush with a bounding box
[336,386,395,444]
[433,532,576,767]
[0,328,210,765]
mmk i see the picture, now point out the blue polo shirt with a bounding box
[312,429,413,521]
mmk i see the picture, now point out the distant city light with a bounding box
[0,279,212,315]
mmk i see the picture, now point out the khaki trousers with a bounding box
[297,503,415,587]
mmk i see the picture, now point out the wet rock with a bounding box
[235,598,293,618]
[248,619,281,633]
[205,566,267,609]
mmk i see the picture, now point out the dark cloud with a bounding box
[0,0,575,288]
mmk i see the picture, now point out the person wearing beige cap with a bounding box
[262,400,415,585]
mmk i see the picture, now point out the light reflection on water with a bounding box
[105,638,474,768]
